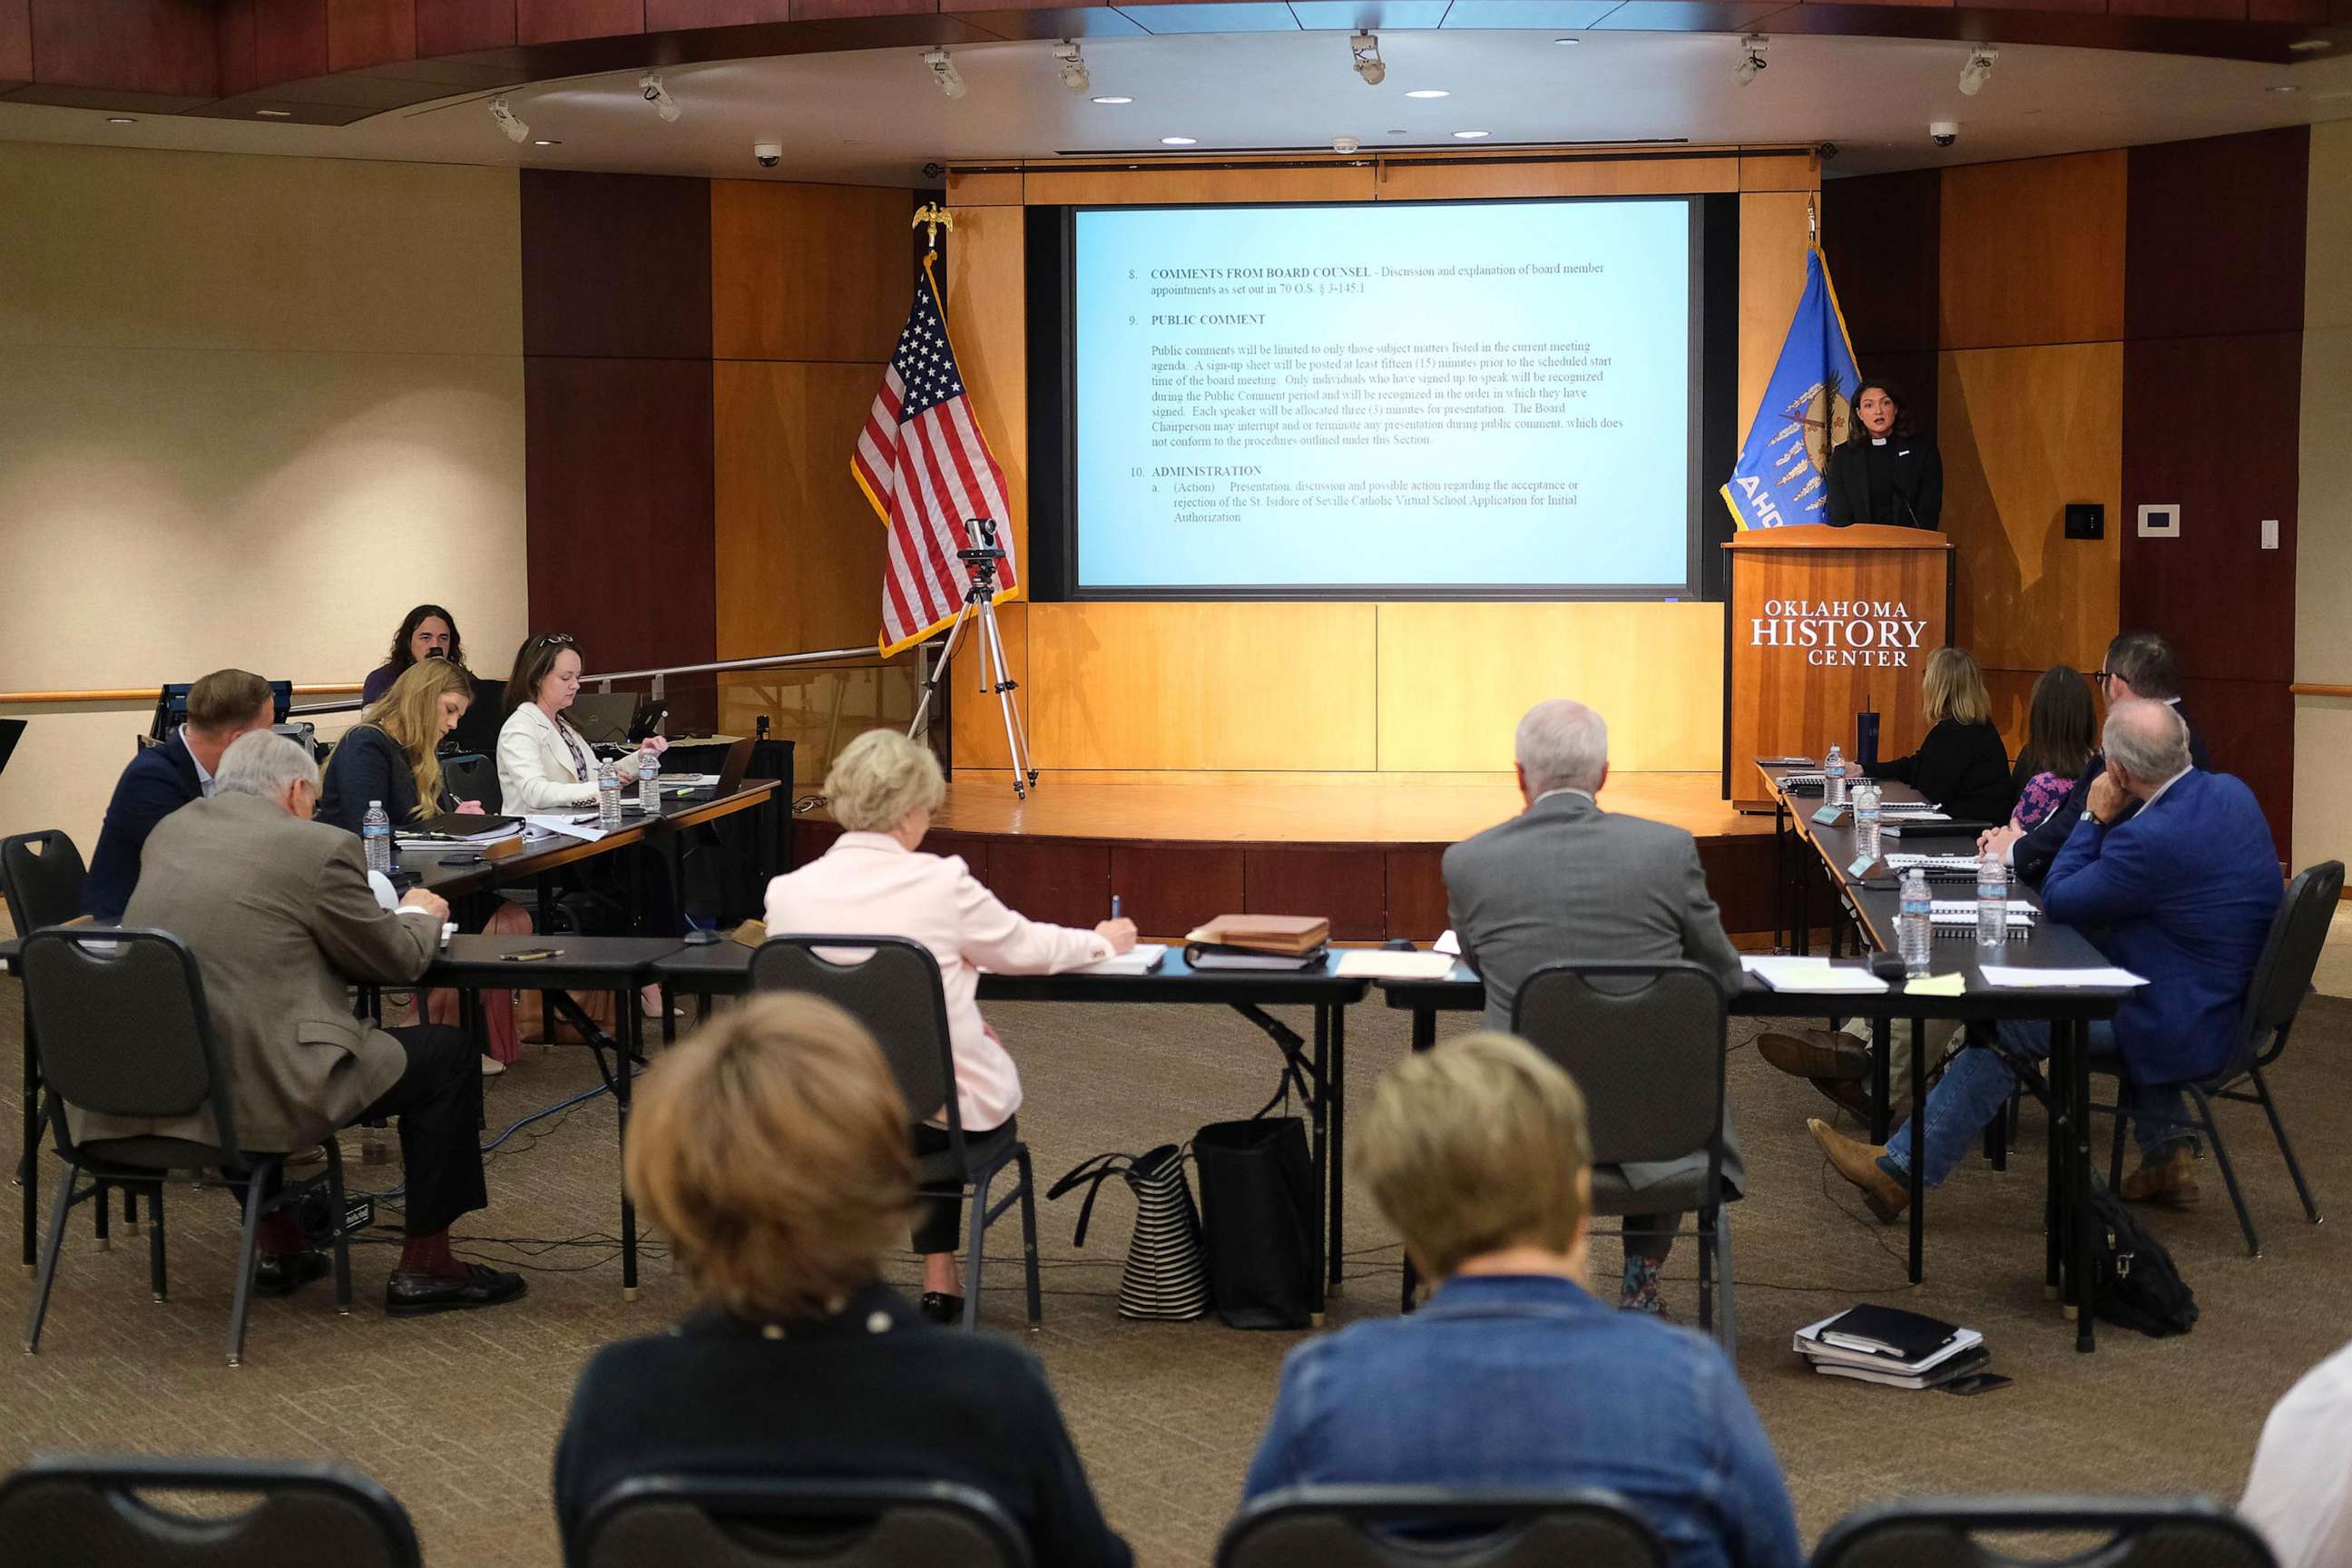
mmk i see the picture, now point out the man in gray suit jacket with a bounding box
[1443,700,1744,1316]
[83,731,524,1317]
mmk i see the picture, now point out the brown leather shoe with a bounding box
[1808,1117,1911,1221]
[1759,1028,1872,1082]
[2120,1145,2201,1208]
[1810,1075,1876,1120]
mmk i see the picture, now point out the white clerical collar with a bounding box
[1870,436,1889,446]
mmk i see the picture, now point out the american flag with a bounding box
[853,259,1016,656]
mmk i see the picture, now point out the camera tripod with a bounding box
[906,519,1038,799]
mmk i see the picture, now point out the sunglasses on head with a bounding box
[537,632,577,648]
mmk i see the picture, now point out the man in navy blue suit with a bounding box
[82,668,277,922]
[1812,699,2281,1218]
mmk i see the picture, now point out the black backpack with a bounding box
[2084,1175,2199,1337]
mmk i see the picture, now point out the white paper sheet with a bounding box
[1335,950,1464,980]
[1979,965,2148,988]
[1740,956,1890,993]
[1075,943,1168,976]
[524,813,609,843]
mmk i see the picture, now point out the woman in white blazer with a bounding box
[765,728,1136,1325]
[495,633,667,813]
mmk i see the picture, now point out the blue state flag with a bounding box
[1720,249,1862,530]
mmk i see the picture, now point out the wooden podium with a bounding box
[1722,524,1954,810]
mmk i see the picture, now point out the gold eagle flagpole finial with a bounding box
[912,201,955,264]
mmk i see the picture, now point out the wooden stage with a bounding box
[791,774,1785,943]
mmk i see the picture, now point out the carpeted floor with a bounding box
[1,965,2348,1567]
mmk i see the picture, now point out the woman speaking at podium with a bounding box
[1825,378,1943,530]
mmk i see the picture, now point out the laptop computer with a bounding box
[673,737,754,802]
[568,691,642,746]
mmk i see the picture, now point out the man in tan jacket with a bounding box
[86,730,524,1316]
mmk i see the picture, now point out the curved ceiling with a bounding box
[0,28,2345,182]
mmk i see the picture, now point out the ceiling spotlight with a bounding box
[1735,34,1768,86]
[1093,95,1132,104]
[640,72,681,122]
[487,95,530,143]
[254,107,292,117]
[924,48,967,100]
[534,138,563,146]
[1957,45,1998,97]
[104,115,137,124]
[1351,32,1387,87]
[1054,41,1090,94]
[2269,83,2299,93]
[1553,35,1581,44]
[1406,88,1449,99]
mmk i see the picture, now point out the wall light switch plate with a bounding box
[2137,504,2180,539]
[2262,518,2279,551]
[2064,502,2104,540]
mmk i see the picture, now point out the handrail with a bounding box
[2292,682,2352,699]
[587,646,887,685]
[0,683,362,705]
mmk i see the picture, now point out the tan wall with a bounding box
[945,151,1810,777]
[0,143,525,856]
[2294,120,2352,873]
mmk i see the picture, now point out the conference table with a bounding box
[1380,760,2135,1353]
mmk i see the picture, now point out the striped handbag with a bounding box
[1047,1144,1211,1322]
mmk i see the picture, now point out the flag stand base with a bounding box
[906,521,1037,799]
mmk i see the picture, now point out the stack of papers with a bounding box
[524,814,611,843]
[1078,943,1167,976]
[1884,853,1982,874]
[1796,1307,1988,1390]
[1335,949,1461,980]
[1876,800,1947,816]
[1979,965,2147,988]
[1740,956,1889,994]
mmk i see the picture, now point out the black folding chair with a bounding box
[749,936,1042,1331]
[573,1476,1031,1568]
[440,752,498,813]
[18,928,355,1367]
[0,1454,420,1568]
[1219,1486,1666,1568]
[2098,860,2342,1256]
[1810,1494,2277,1568]
[1515,961,1737,1351]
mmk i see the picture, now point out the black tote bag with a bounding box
[1192,1116,1316,1329]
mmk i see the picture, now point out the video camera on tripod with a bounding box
[957,517,1006,568]
[907,516,1038,799]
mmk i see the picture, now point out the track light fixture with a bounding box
[1734,34,1768,86]
[487,95,529,143]
[1350,32,1386,87]
[639,72,681,122]
[925,47,967,100]
[1054,41,1090,94]
[1957,45,1999,96]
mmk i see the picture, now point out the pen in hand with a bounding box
[1111,895,1122,921]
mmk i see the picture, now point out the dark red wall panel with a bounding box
[2125,127,2308,341]
[2177,677,2292,858]
[926,831,993,884]
[1385,850,1448,941]
[0,0,33,81]
[2120,331,2299,686]
[252,0,328,85]
[521,170,713,359]
[416,0,516,51]
[1821,168,1941,357]
[1243,849,1386,940]
[327,0,416,71]
[31,0,215,95]
[1111,845,1242,939]
[987,842,1110,929]
[524,356,716,675]
[518,0,646,44]
[648,0,793,24]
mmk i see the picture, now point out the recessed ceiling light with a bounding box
[2288,37,2329,50]
[1553,35,1580,44]
[1387,128,1408,134]
[1452,129,1490,140]
[534,138,562,145]
[104,115,137,124]
[1406,88,1450,99]
[1093,95,1132,104]
[2269,83,2298,93]
[1161,135,1197,145]
[255,108,292,117]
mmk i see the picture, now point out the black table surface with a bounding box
[655,941,1371,1004]
[426,932,682,991]
[398,780,781,899]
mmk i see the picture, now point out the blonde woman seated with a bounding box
[318,658,533,1072]
[554,995,1132,1567]
[765,730,1136,1324]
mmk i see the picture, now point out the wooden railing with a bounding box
[0,684,362,704]
[2291,683,2352,699]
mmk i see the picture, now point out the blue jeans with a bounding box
[1881,1020,2193,1189]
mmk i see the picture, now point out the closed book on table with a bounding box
[1878,818,1996,840]
[399,813,524,842]
[1185,915,1331,956]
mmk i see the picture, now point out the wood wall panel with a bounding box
[1375,157,1738,201]
[1821,168,1940,356]
[1937,342,2122,675]
[2180,677,2293,855]
[1857,349,1938,460]
[415,0,513,51]
[327,0,416,71]
[650,0,793,24]
[517,0,645,44]
[1386,848,1448,938]
[925,830,992,880]
[1698,836,1777,936]
[711,180,912,362]
[1938,152,2125,350]
[713,360,891,657]
[1112,844,1243,936]
[1375,603,1723,773]
[1028,603,1379,771]
[524,355,716,672]
[2308,122,2352,336]
[30,0,215,95]
[1244,848,1387,938]
[945,169,1022,206]
[521,171,712,358]
[1026,163,1377,206]
[1737,191,1815,444]
[2121,332,2300,684]
[988,839,1109,927]
[1740,152,1820,192]
[2125,127,2308,342]
[253,0,329,86]
[0,0,26,81]
[943,203,1028,570]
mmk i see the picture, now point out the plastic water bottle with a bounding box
[1824,744,1848,809]
[597,761,622,832]
[1898,867,1934,977]
[1854,780,1881,858]
[638,746,660,814]
[1977,850,2010,948]
[362,800,392,875]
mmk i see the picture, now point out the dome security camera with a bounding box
[1930,120,1960,148]
[754,142,783,168]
